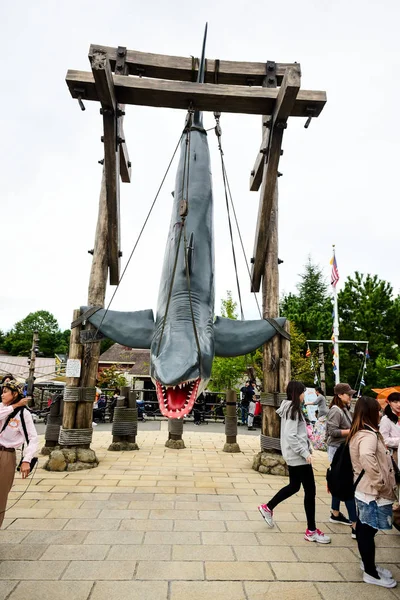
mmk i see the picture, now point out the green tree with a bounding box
[289,323,316,385]
[208,292,247,391]
[3,311,65,357]
[97,364,128,389]
[338,272,400,392]
[281,258,333,390]
[281,257,333,341]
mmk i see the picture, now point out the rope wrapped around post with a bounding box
[108,388,139,450]
[111,407,138,436]
[59,427,93,446]
[260,434,281,452]
[223,390,240,452]
[44,394,64,444]
[63,387,96,403]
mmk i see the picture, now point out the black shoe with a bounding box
[329,512,351,525]
[351,527,357,539]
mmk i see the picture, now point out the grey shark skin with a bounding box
[83,30,286,418]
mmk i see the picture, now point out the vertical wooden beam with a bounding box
[63,309,83,431]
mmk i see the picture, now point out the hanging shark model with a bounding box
[83,27,287,419]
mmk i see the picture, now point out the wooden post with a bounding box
[262,183,281,446]
[63,309,83,430]
[319,343,326,395]
[223,390,240,452]
[72,171,109,437]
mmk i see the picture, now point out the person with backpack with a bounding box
[326,383,357,537]
[0,380,38,527]
[349,396,397,588]
[258,380,331,544]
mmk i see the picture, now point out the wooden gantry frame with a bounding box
[65,43,326,451]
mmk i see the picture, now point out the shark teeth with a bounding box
[155,379,200,419]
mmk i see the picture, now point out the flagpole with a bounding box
[331,245,340,385]
[333,282,340,385]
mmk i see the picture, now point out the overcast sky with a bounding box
[1,0,399,333]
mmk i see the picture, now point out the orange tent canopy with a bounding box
[372,386,400,409]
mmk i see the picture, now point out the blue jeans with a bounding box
[241,405,248,424]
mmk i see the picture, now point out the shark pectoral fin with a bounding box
[213,316,287,357]
[81,307,155,349]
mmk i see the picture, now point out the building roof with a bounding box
[0,356,56,383]
[99,344,150,377]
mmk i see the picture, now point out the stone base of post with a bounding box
[165,418,185,449]
[223,390,240,453]
[43,446,98,471]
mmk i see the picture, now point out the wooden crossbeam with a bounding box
[251,67,301,292]
[89,44,300,86]
[90,52,120,285]
[66,70,326,117]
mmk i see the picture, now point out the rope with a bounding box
[112,422,137,436]
[45,423,62,442]
[64,387,96,403]
[113,408,138,421]
[58,428,93,445]
[260,434,281,451]
[92,131,185,340]
[214,115,244,320]
[213,114,262,319]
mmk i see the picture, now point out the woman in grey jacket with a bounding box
[326,383,357,536]
[258,381,331,544]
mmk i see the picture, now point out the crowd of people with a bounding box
[258,379,399,589]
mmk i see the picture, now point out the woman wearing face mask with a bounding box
[0,380,38,528]
[258,380,331,544]
[326,383,357,537]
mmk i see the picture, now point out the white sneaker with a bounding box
[92,422,98,427]
[304,528,331,544]
[363,572,397,588]
[258,504,274,528]
[360,562,393,580]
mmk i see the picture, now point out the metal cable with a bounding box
[214,116,262,319]
[214,119,244,320]
[93,131,185,340]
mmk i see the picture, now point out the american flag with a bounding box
[330,254,339,287]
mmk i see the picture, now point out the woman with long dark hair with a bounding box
[326,383,357,536]
[258,380,330,543]
[379,392,400,464]
[349,396,397,588]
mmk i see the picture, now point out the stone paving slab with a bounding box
[0,429,399,600]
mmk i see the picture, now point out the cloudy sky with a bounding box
[1,0,399,333]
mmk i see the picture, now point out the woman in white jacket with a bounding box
[258,380,331,544]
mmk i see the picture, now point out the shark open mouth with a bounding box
[156,378,200,419]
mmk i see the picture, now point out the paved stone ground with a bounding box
[1,424,399,600]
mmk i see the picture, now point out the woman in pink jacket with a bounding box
[0,380,38,528]
[349,396,397,589]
